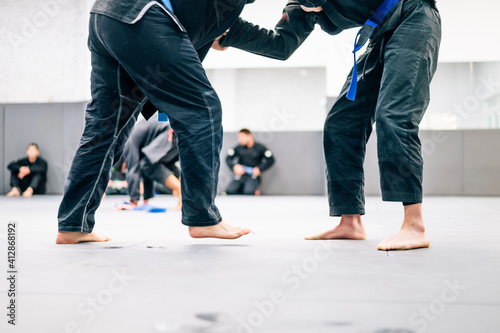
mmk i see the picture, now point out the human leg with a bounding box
[7,172,21,197]
[56,15,146,243]
[94,7,248,238]
[307,43,384,240]
[375,0,441,250]
[226,178,243,195]
[242,176,260,195]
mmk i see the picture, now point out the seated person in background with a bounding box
[105,155,128,196]
[117,120,182,210]
[226,128,275,195]
[7,143,48,197]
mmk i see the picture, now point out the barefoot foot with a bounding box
[114,202,138,211]
[6,188,20,197]
[56,232,111,244]
[377,203,429,251]
[22,187,34,197]
[305,215,366,240]
[377,228,430,251]
[189,221,251,240]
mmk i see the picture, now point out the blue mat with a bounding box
[134,204,167,213]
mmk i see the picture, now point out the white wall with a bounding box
[423,62,500,130]
[0,0,93,103]
[207,67,327,132]
[438,0,500,63]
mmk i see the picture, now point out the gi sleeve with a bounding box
[7,160,22,173]
[220,0,318,60]
[257,147,275,172]
[226,146,240,171]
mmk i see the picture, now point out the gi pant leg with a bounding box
[58,5,223,233]
[324,0,441,216]
[324,47,384,216]
[226,177,244,195]
[57,20,144,233]
[242,176,260,195]
[376,0,441,203]
[10,172,22,192]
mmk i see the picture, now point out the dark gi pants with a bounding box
[226,175,261,195]
[325,0,441,216]
[141,159,180,200]
[58,5,223,233]
[10,173,46,194]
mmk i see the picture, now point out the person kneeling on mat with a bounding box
[118,119,182,211]
[226,128,275,196]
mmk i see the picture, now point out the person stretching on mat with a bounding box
[117,119,182,211]
[55,0,257,244]
[214,0,441,250]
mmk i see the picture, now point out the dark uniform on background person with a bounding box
[226,129,274,195]
[105,155,128,196]
[56,0,257,240]
[7,143,48,197]
[218,0,441,249]
[122,120,181,208]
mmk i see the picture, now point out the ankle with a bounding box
[340,214,363,226]
[402,217,425,232]
[402,204,425,232]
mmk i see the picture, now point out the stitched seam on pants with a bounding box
[93,15,120,61]
[114,67,124,139]
[120,95,140,104]
[80,64,123,232]
[202,91,217,215]
[80,99,145,232]
[80,66,147,232]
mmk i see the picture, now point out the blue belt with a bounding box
[346,0,400,101]
[161,0,174,13]
[158,0,174,122]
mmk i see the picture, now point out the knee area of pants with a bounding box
[374,113,394,127]
[375,110,421,128]
[375,116,416,137]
